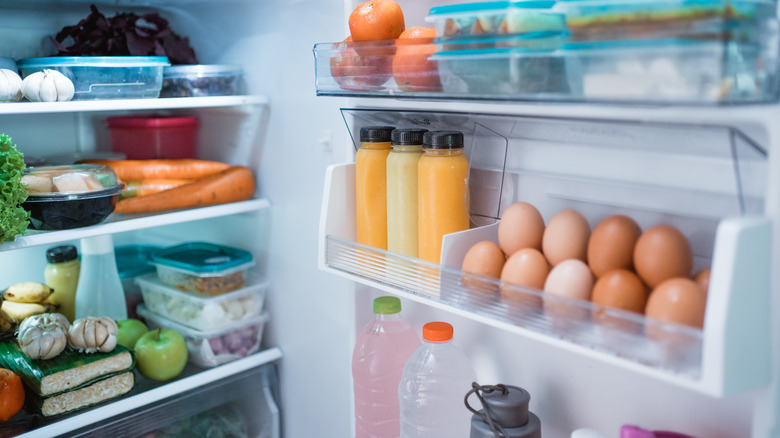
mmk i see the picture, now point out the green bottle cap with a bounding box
[373,296,402,314]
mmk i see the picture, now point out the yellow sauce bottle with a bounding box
[418,131,470,264]
[355,126,395,250]
[386,128,426,258]
[44,245,81,322]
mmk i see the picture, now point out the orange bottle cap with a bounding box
[423,321,453,342]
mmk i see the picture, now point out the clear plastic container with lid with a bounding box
[150,242,255,296]
[160,64,246,97]
[137,304,268,368]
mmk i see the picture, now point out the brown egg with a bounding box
[500,248,549,307]
[462,241,505,279]
[693,268,711,295]
[591,269,648,314]
[633,225,693,288]
[645,278,706,329]
[587,215,642,277]
[543,259,594,321]
[497,202,545,256]
[542,209,591,266]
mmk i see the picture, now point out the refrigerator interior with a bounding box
[0,0,778,438]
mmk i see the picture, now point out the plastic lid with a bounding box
[423,131,464,149]
[163,64,244,77]
[373,296,402,314]
[479,385,531,428]
[115,245,161,279]
[107,116,198,129]
[151,242,254,275]
[17,56,170,67]
[423,321,454,341]
[46,245,78,264]
[429,0,556,16]
[360,126,395,143]
[391,128,428,146]
[22,164,123,199]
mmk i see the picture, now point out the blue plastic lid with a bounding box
[430,0,556,15]
[151,242,254,275]
[434,29,567,45]
[17,56,170,68]
[115,245,161,279]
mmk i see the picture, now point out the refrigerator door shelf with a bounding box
[319,161,769,397]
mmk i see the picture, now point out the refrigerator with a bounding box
[0,0,776,437]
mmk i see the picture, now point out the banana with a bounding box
[1,300,50,323]
[3,282,54,303]
[0,307,17,332]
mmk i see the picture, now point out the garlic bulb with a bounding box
[68,316,118,353]
[16,313,70,360]
[0,69,22,102]
[21,69,75,102]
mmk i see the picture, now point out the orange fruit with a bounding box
[349,0,405,42]
[0,369,24,421]
[330,36,393,91]
[392,26,442,92]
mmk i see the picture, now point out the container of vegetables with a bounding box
[21,164,124,230]
[16,56,170,100]
[137,304,267,367]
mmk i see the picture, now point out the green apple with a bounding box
[134,328,188,381]
[116,319,148,350]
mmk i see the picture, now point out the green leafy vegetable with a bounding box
[0,134,29,243]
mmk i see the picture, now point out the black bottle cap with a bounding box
[391,128,428,146]
[46,245,78,264]
[423,130,464,149]
[359,126,395,143]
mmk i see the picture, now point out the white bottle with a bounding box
[75,234,128,320]
[399,321,477,438]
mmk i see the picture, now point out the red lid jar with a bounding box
[107,115,198,160]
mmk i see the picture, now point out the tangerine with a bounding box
[349,0,405,42]
[0,369,24,422]
[392,26,442,92]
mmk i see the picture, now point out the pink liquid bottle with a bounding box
[353,296,421,438]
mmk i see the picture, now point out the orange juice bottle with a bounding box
[355,126,395,250]
[418,131,470,264]
[387,128,426,258]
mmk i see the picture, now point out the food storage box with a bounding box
[115,245,161,318]
[137,304,268,368]
[107,115,198,160]
[16,56,170,100]
[21,164,124,230]
[135,273,266,331]
[150,242,255,296]
[556,0,775,43]
[160,64,246,97]
[564,39,776,103]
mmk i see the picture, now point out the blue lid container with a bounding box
[115,245,161,279]
[151,242,254,276]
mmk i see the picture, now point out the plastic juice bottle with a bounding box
[399,321,477,438]
[418,131,470,264]
[356,126,395,250]
[44,245,81,323]
[75,234,128,320]
[387,128,426,258]
[353,296,421,438]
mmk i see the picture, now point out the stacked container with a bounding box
[134,241,268,368]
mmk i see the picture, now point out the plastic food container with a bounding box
[107,116,198,160]
[21,164,124,230]
[427,0,567,48]
[556,0,775,43]
[136,273,266,331]
[115,245,161,319]
[160,64,246,97]
[150,242,255,296]
[16,56,170,100]
[137,304,267,367]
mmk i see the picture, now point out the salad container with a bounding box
[138,304,268,368]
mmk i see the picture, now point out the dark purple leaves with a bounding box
[49,4,198,65]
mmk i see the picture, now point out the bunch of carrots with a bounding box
[82,159,256,214]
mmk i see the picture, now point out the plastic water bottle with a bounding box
[353,296,421,438]
[399,321,477,438]
[75,234,127,320]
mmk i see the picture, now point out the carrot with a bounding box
[120,179,195,199]
[82,159,230,181]
[114,166,256,214]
